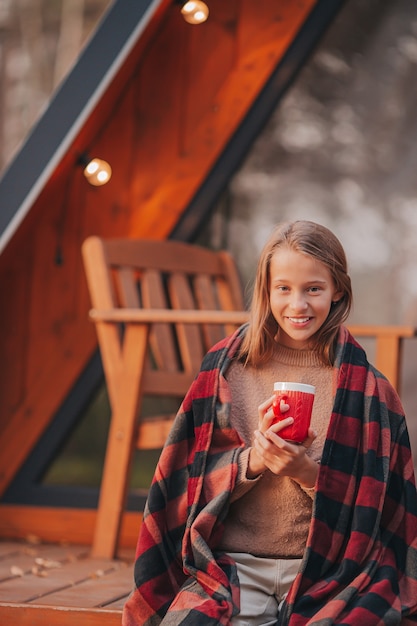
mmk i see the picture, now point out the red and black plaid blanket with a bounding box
[122,325,417,625]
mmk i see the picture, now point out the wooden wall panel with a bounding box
[27,179,80,365]
[0,241,32,425]
[128,15,187,206]
[0,169,98,492]
[179,1,239,151]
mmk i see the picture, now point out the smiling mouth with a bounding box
[287,317,311,324]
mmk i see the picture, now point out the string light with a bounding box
[181,1,209,25]
[81,156,112,186]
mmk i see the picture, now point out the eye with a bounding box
[307,286,322,293]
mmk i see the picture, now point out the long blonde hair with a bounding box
[239,220,352,366]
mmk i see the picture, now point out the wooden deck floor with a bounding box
[0,540,135,625]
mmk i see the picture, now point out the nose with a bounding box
[289,291,308,312]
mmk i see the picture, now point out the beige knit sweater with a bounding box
[219,343,334,558]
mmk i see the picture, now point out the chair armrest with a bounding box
[348,325,417,338]
[89,308,250,325]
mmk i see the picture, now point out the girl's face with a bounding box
[269,246,342,350]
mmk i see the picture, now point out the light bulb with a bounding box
[83,157,112,186]
[181,1,209,25]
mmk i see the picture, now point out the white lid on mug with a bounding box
[274,382,315,394]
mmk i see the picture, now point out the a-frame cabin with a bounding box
[0,0,346,546]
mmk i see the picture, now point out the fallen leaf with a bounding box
[11,566,24,577]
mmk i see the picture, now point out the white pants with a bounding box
[228,552,302,626]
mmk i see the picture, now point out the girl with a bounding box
[123,220,417,625]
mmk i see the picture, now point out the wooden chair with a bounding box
[81,237,249,559]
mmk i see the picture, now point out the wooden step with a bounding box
[0,540,134,626]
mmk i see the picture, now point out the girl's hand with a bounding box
[247,394,277,477]
[250,395,319,487]
[247,395,297,479]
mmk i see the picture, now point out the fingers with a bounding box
[254,417,294,450]
[258,395,276,413]
[257,395,276,431]
[253,428,302,477]
[255,420,314,454]
[253,420,318,481]
[267,416,294,438]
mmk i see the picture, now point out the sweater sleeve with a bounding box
[299,484,316,499]
[230,446,264,502]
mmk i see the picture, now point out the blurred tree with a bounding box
[53,0,86,88]
[0,0,111,174]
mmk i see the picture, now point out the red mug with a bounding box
[272,382,315,442]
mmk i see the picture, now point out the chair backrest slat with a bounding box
[142,269,181,373]
[115,267,141,308]
[169,271,205,372]
[194,273,226,347]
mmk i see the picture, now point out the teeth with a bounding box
[288,317,310,323]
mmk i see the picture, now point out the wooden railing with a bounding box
[348,325,417,391]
